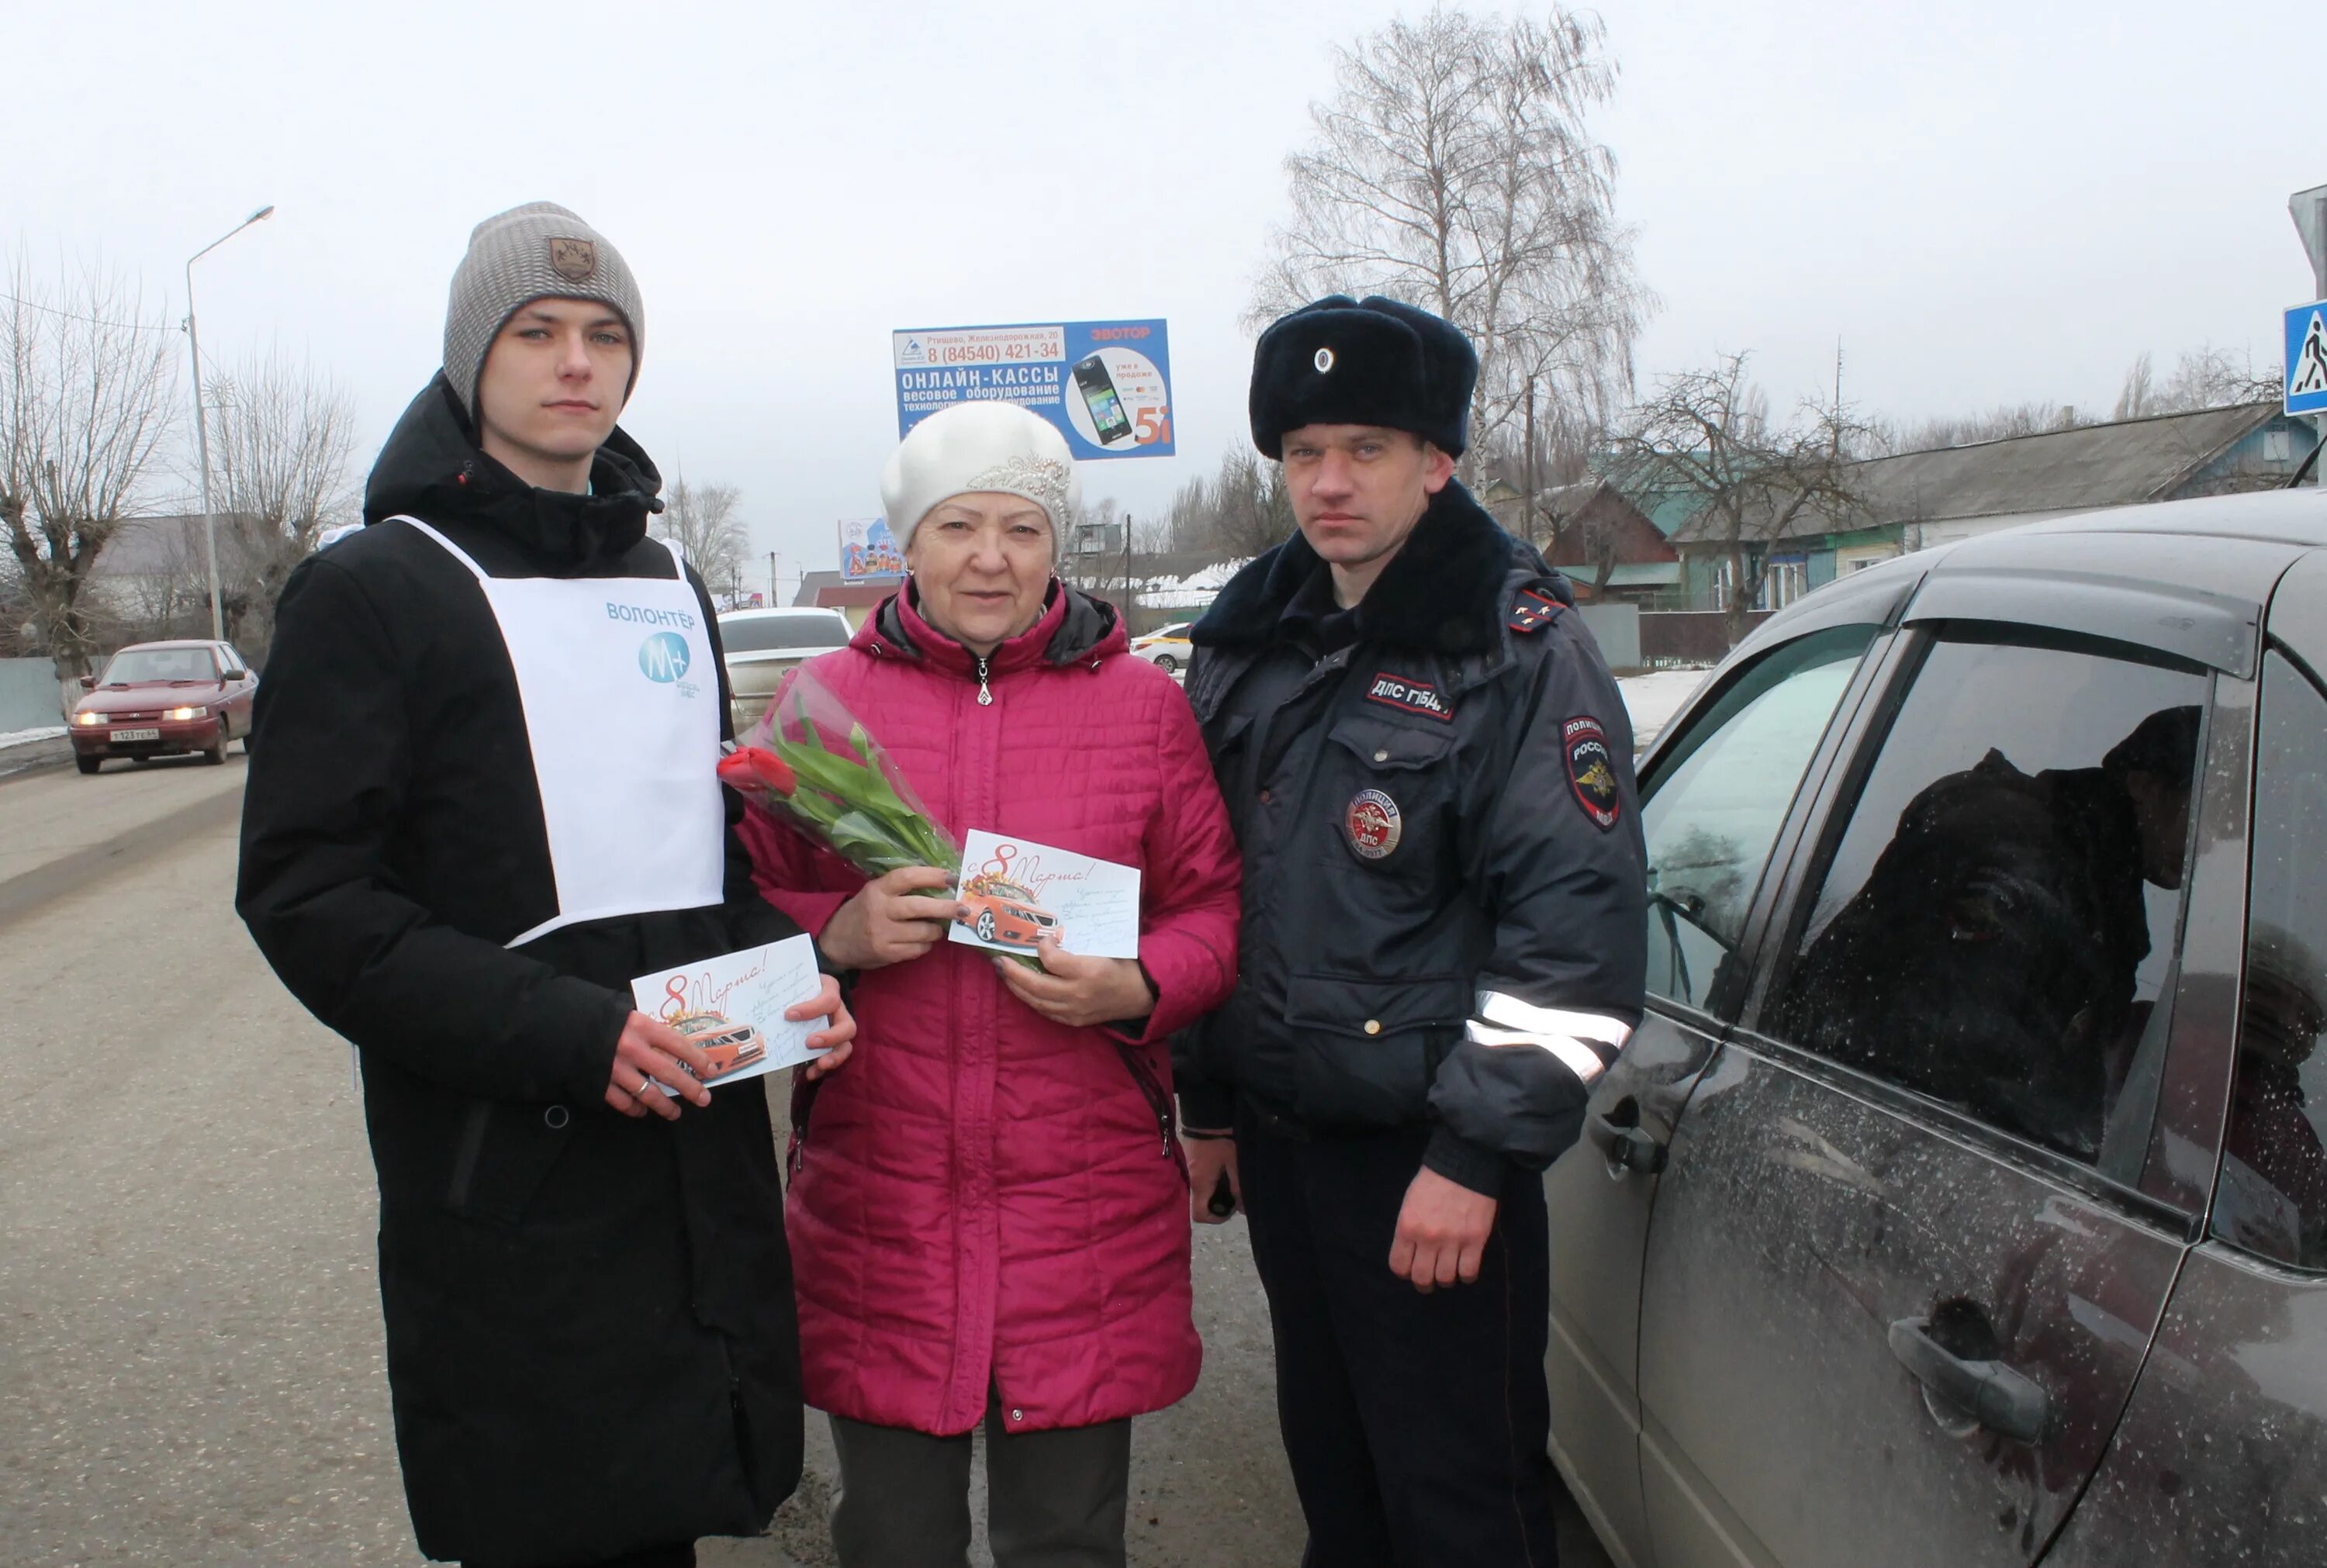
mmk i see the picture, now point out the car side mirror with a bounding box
[78,675,95,690]
[223,668,247,682]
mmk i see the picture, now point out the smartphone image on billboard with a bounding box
[1071,354,1136,446]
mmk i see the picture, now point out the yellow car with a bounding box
[1131,621,1193,674]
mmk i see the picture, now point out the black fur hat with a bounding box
[1248,295,1478,459]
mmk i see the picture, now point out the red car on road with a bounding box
[69,640,258,775]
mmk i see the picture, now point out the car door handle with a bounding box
[1585,1105,1667,1174]
[1886,1317,2050,1444]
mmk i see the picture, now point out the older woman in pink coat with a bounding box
[739,402,1240,1567]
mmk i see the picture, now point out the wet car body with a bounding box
[1546,488,2327,1568]
[717,607,852,734]
[70,640,257,773]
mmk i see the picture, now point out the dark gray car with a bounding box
[1547,486,2327,1567]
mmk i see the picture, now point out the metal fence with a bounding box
[0,658,65,734]
[1637,610,1773,668]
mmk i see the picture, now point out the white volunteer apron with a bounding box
[395,516,725,948]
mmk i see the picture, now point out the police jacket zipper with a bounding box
[976,654,993,706]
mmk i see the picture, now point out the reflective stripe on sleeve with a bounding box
[1464,1017,1613,1086]
[1474,992,1634,1048]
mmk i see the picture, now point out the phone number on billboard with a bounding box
[928,342,1053,364]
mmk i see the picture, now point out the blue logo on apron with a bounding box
[638,631,692,682]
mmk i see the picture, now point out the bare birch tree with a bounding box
[206,352,359,655]
[656,474,748,597]
[2117,344,2283,418]
[1146,449,1298,561]
[1253,7,1648,475]
[1610,353,1869,644]
[0,260,178,686]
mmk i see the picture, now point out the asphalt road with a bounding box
[0,760,1610,1567]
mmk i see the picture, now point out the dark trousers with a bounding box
[1237,1103,1558,1568]
[827,1388,1132,1568]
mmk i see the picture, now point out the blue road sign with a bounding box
[2286,301,2327,416]
[893,319,1174,459]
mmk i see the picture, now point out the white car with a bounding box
[717,607,852,734]
[1130,621,1193,673]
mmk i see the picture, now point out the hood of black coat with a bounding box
[361,373,663,567]
[1191,478,1548,657]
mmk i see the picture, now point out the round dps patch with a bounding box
[1346,788,1402,859]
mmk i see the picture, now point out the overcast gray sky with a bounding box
[9,0,2317,593]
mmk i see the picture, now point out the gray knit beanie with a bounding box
[442,202,644,420]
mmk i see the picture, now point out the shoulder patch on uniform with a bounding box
[1509,587,1565,634]
[1364,671,1454,721]
[1563,715,1622,832]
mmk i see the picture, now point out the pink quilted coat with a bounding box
[739,584,1241,1435]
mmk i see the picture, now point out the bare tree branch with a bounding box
[1607,352,1872,644]
[0,256,178,682]
[204,351,359,656]
[655,473,749,599]
[1253,8,1651,478]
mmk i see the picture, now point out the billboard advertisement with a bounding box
[893,319,1174,460]
[839,517,904,583]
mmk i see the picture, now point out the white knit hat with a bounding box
[880,402,1081,562]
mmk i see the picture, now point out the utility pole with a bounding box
[769,550,779,607]
[185,203,275,642]
[1122,510,1134,630]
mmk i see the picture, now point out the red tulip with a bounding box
[717,745,797,798]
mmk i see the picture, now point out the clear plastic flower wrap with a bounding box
[717,669,961,883]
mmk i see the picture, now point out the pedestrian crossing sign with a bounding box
[2287,302,2327,416]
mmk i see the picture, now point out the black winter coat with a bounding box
[237,377,803,1565]
[1174,482,1649,1194]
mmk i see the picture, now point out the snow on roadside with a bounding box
[0,726,66,749]
[1618,669,1711,751]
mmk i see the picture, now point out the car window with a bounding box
[101,647,216,684]
[2213,651,2327,1268]
[1639,624,1879,1011]
[721,614,849,654]
[1764,630,2209,1163]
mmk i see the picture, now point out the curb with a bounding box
[0,782,244,931]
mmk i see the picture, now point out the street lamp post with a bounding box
[185,204,275,642]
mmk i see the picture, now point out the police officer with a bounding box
[1176,295,1648,1566]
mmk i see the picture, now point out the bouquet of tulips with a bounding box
[717,670,961,886]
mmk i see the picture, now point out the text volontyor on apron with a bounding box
[395,516,724,947]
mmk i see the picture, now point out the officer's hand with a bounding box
[605,1011,716,1120]
[791,974,857,1082]
[994,935,1156,1029]
[1184,1134,1240,1224]
[821,866,961,970]
[1389,1167,1499,1291]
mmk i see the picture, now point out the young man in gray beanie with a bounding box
[238,203,852,1568]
